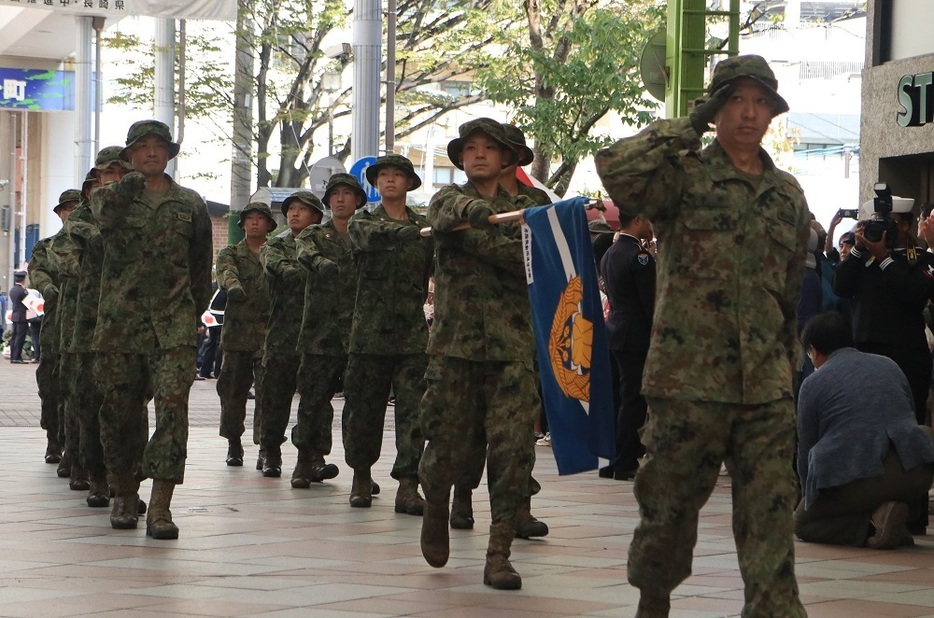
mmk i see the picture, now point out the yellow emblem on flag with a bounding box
[548,275,592,401]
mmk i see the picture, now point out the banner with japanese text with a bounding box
[0,0,236,20]
[0,68,73,111]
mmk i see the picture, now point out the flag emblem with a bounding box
[549,275,592,402]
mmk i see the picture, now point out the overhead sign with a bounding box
[896,71,934,127]
[349,156,381,204]
[0,68,74,111]
[0,0,236,20]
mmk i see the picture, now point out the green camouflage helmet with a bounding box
[447,117,518,170]
[501,123,534,167]
[281,190,325,219]
[707,54,789,115]
[121,119,181,160]
[364,153,422,191]
[323,173,367,209]
[94,145,134,171]
[54,189,82,213]
[238,201,277,232]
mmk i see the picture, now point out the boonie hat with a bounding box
[501,123,534,167]
[81,170,98,198]
[54,189,81,213]
[121,120,181,160]
[447,118,518,170]
[238,202,277,232]
[94,145,134,171]
[588,220,614,234]
[707,54,789,116]
[364,154,422,191]
[323,173,367,209]
[281,190,325,219]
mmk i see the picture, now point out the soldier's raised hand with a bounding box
[467,201,495,229]
[689,85,733,135]
[115,171,146,198]
[317,258,339,277]
[226,285,247,302]
[396,225,422,242]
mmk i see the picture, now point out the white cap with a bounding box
[859,196,915,220]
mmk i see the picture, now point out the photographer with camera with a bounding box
[833,185,934,428]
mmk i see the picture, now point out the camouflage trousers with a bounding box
[68,352,107,479]
[53,352,78,469]
[418,357,539,527]
[217,348,263,444]
[259,352,300,448]
[342,352,427,480]
[36,351,63,445]
[630,397,804,617]
[292,353,345,457]
[95,347,194,484]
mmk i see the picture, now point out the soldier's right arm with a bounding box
[27,241,58,300]
[348,210,407,252]
[261,237,306,286]
[595,117,699,221]
[215,246,243,294]
[89,172,145,229]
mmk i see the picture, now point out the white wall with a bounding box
[39,111,75,237]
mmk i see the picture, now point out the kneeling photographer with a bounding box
[833,185,934,427]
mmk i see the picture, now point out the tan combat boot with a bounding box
[449,485,474,529]
[109,474,140,530]
[394,477,425,516]
[514,496,548,539]
[291,449,313,488]
[349,468,373,508]
[147,479,179,540]
[420,493,450,568]
[483,522,521,590]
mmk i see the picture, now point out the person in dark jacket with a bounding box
[8,271,29,363]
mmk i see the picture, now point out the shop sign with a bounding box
[0,68,74,111]
[897,71,934,127]
[0,0,235,20]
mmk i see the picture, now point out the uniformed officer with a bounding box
[342,156,433,513]
[92,120,213,539]
[595,55,809,616]
[419,118,541,590]
[216,202,276,466]
[599,213,656,480]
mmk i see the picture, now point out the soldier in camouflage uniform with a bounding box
[446,125,550,539]
[92,121,213,539]
[215,202,275,467]
[594,55,808,617]
[419,118,541,590]
[257,191,320,478]
[288,176,363,491]
[341,157,433,513]
[28,190,80,484]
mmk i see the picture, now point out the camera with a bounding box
[864,183,896,245]
[837,209,859,219]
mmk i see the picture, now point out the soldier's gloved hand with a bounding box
[43,285,60,303]
[689,85,733,135]
[395,225,422,241]
[317,259,339,277]
[467,201,495,229]
[114,171,146,198]
[226,285,246,302]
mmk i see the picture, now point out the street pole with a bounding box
[385,0,396,155]
[352,0,381,162]
[154,19,177,177]
[230,0,254,229]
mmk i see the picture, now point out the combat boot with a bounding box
[308,459,339,483]
[291,449,313,488]
[420,492,450,567]
[514,496,548,539]
[56,450,72,479]
[44,435,62,464]
[69,462,90,491]
[86,473,110,508]
[394,477,425,516]
[483,522,521,590]
[226,438,244,466]
[147,479,179,540]
[256,446,266,471]
[262,444,282,478]
[449,486,474,529]
[349,468,373,508]
[109,475,140,530]
[635,592,671,617]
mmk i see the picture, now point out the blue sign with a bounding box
[0,68,75,111]
[349,156,381,203]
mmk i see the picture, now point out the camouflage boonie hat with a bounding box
[121,120,181,160]
[94,145,134,171]
[54,189,81,213]
[281,190,325,219]
[707,54,789,115]
[588,219,614,234]
[237,201,277,232]
[447,117,518,170]
[501,123,534,167]
[81,170,98,198]
[323,173,367,209]
[364,154,422,191]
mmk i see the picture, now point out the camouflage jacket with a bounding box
[48,227,81,354]
[426,182,536,363]
[64,202,104,352]
[215,239,270,352]
[595,116,810,404]
[347,204,433,355]
[517,183,552,206]
[27,235,63,352]
[260,231,306,355]
[294,221,356,356]
[90,175,214,351]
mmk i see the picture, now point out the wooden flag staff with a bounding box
[419,199,606,237]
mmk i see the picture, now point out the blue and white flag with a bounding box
[522,197,616,475]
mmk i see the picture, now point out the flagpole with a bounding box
[419,199,606,237]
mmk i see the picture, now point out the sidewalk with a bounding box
[1,360,933,617]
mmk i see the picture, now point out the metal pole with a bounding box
[75,16,93,184]
[92,17,106,154]
[8,112,16,274]
[385,0,396,154]
[18,111,27,267]
[154,19,177,177]
[230,0,254,226]
[352,0,381,161]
